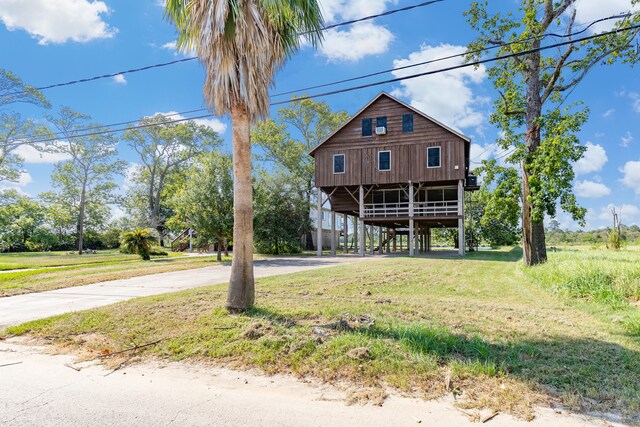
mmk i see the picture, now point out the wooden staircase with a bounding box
[171,229,196,252]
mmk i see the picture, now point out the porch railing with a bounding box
[363,201,458,218]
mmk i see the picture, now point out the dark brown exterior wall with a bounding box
[313,95,467,188]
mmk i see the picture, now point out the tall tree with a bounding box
[0,189,45,251]
[165,0,324,311]
[254,171,309,255]
[466,1,640,265]
[0,70,51,183]
[124,115,221,235]
[252,97,349,249]
[170,151,234,261]
[48,108,125,254]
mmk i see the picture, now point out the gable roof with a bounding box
[308,91,471,156]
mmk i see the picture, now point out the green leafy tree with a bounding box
[254,171,309,255]
[0,189,46,251]
[0,69,51,183]
[252,97,349,249]
[165,0,325,311]
[170,151,234,261]
[123,115,222,237]
[466,1,640,265]
[120,228,157,260]
[474,161,522,247]
[48,108,125,254]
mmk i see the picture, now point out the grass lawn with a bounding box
[0,250,231,297]
[3,247,640,422]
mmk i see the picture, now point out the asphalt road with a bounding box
[0,255,372,329]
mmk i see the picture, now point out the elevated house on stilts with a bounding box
[309,92,479,257]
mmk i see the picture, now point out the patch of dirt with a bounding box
[241,322,275,340]
[346,347,371,360]
[345,388,388,406]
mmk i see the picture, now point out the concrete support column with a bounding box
[359,185,365,257]
[409,220,415,256]
[458,179,465,257]
[369,225,374,255]
[188,229,193,253]
[387,228,392,253]
[343,213,348,254]
[427,227,431,252]
[378,225,383,254]
[317,188,323,257]
[330,211,336,256]
[393,231,397,252]
[354,217,359,253]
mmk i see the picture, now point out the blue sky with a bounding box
[1,0,640,229]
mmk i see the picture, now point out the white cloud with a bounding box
[113,74,127,85]
[630,92,640,113]
[0,0,116,44]
[573,0,640,33]
[391,43,486,131]
[319,23,394,62]
[620,160,640,196]
[596,204,640,224]
[621,131,633,148]
[110,205,125,221]
[123,163,141,191]
[17,171,32,187]
[574,180,611,198]
[13,142,72,164]
[161,40,196,57]
[154,111,227,134]
[315,0,396,62]
[573,142,607,175]
[602,108,615,118]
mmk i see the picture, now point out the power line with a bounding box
[6,21,640,147]
[3,0,447,98]
[273,12,636,98]
[15,12,634,143]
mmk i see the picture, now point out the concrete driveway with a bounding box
[0,255,372,330]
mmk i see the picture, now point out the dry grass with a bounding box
[4,247,640,422]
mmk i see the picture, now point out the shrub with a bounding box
[119,228,157,260]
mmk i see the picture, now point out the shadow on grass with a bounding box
[356,321,639,421]
[464,246,523,262]
[239,306,639,422]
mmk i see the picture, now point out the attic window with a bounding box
[333,154,345,174]
[376,116,387,128]
[402,114,414,133]
[361,118,372,136]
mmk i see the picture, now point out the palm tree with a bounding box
[165,0,324,311]
[120,228,157,261]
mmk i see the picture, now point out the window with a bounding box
[376,116,387,129]
[378,150,391,171]
[427,146,441,168]
[402,114,414,133]
[361,118,372,136]
[333,154,345,174]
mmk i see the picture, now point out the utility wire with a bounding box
[13,12,634,143]
[2,0,447,98]
[273,12,637,98]
[6,21,640,147]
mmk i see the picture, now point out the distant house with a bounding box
[309,92,478,256]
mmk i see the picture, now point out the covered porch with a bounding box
[316,180,468,257]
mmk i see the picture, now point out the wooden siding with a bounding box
[314,94,467,187]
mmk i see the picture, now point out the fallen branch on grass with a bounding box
[98,338,166,359]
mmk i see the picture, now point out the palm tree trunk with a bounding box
[227,102,255,311]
